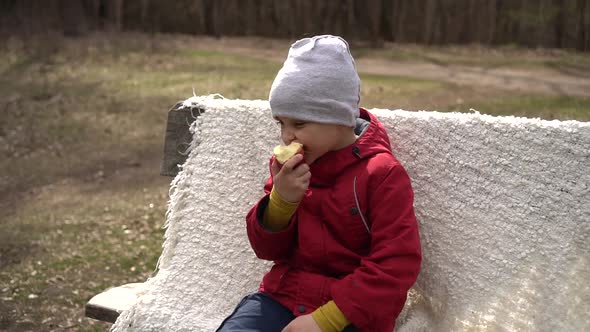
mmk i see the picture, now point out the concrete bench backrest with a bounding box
[112,96,590,332]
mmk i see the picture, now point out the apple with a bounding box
[273,142,303,165]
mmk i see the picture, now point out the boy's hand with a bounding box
[271,154,310,203]
[282,314,322,332]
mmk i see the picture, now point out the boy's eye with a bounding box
[294,122,306,128]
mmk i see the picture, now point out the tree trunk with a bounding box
[114,0,123,31]
[488,0,498,44]
[422,0,440,45]
[60,0,88,36]
[140,0,149,29]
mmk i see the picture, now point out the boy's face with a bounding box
[276,116,356,165]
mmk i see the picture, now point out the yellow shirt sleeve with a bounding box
[262,186,299,231]
[311,300,351,332]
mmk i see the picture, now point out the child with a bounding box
[217,35,421,332]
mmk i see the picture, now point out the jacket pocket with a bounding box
[325,203,371,252]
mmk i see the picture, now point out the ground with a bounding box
[0,32,588,332]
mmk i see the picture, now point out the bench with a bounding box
[87,95,590,331]
[85,100,199,323]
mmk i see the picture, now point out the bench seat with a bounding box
[86,283,144,323]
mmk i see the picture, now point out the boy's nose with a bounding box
[281,130,295,144]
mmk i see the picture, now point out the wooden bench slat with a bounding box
[85,283,143,323]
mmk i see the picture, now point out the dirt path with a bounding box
[356,59,590,97]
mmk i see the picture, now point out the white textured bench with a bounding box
[87,96,590,332]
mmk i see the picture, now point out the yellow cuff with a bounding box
[311,301,350,332]
[262,187,299,231]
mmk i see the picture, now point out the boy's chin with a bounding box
[303,154,316,165]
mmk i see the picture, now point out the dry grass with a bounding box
[0,32,588,331]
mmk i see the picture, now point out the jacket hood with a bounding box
[309,108,392,187]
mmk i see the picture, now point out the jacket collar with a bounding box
[309,108,392,187]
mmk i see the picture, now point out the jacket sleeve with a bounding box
[330,163,422,330]
[246,161,298,261]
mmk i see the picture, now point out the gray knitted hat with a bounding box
[269,35,361,127]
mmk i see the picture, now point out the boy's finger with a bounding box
[301,172,311,182]
[291,163,310,177]
[271,158,281,177]
[282,154,304,171]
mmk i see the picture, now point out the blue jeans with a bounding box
[216,292,361,332]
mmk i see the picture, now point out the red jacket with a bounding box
[246,108,421,332]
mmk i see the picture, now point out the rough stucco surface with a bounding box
[112,96,589,332]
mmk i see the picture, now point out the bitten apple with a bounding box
[273,142,303,165]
